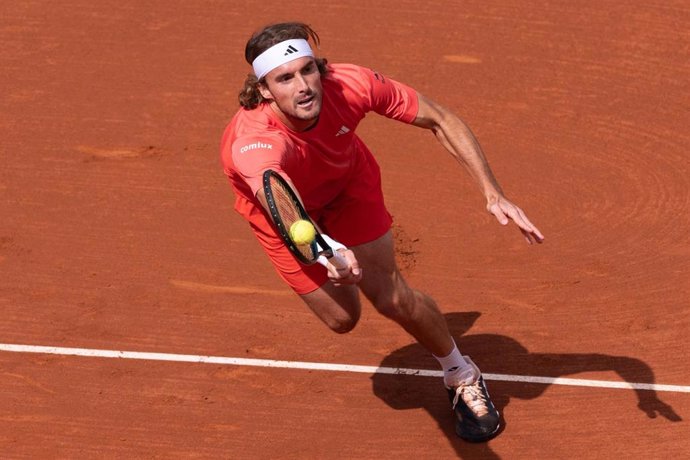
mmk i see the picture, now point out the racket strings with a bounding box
[269,177,316,260]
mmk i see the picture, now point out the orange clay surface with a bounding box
[1,1,688,458]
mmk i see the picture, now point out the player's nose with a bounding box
[294,74,309,92]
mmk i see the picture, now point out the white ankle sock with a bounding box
[434,341,475,387]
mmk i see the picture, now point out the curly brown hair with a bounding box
[238,22,329,109]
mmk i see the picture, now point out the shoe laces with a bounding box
[452,381,489,417]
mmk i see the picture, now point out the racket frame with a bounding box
[262,169,335,265]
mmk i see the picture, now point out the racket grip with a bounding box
[328,249,349,269]
[316,234,349,270]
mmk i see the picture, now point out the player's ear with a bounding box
[258,81,273,101]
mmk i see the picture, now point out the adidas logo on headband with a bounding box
[252,38,315,79]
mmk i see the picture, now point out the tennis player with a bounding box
[220,22,544,442]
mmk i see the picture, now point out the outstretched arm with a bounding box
[412,94,544,244]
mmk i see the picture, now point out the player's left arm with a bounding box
[412,93,544,244]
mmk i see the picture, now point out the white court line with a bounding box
[1,343,689,393]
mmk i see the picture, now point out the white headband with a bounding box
[252,38,314,80]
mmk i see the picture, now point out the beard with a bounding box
[289,91,322,121]
[270,90,322,131]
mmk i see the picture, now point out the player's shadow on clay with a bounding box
[371,311,682,459]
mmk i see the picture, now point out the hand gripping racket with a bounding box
[262,170,348,268]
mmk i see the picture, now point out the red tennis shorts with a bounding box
[243,148,392,295]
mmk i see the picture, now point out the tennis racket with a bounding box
[262,169,348,268]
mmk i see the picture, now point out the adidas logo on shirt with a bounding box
[336,125,351,136]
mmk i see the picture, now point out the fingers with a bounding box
[520,227,542,245]
[488,202,510,226]
[515,207,544,244]
[489,199,545,244]
[326,249,362,286]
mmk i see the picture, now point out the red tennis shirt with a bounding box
[220,63,419,221]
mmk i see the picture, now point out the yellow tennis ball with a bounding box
[289,220,316,245]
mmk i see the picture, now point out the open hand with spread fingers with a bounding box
[487,197,544,245]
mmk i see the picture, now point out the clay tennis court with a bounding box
[1,1,688,457]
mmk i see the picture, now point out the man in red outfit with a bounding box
[221,22,544,442]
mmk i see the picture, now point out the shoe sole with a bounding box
[456,421,501,443]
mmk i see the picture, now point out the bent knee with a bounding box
[325,314,359,334]
[301,284,361,334]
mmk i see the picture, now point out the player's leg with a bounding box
[351,230,453,356]
[299,283,361,334]
[352,230,501,442]
[314,144,466,363]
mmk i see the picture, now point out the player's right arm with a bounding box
[255,179,361,285]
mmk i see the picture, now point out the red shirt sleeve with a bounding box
[360,66,419,123]
[229,132,291,196]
